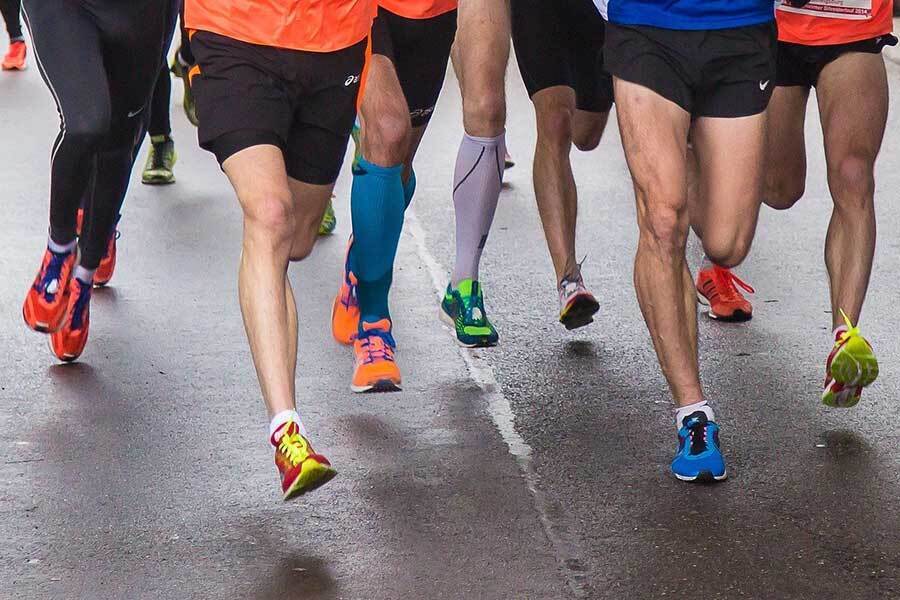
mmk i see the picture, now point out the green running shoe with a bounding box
[318,196,337,236]
[440,279,499,347]
[141,136,177,185]
[171,56,199,127]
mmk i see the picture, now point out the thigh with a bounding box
[691,113,766,233]
[290,41,366,184]
[613,77,691,221]
[454,0,510,98]
[817,51,888,169]
[511,0,572,99]
[389,9,456,127]
[763,85,809,208]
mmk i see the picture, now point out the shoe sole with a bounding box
[439,307,498,348]
[822,383,862,408]
[830,337,879,388]
[560,295,600,330]
[283,462,337,501]
[47,335,81,363]
[697,294,752,322]
[141,177,175,185]
[350,378,402,393]
[674,470,728,483]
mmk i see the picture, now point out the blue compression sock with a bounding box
[349,157,405,331]
[403,169,417,209]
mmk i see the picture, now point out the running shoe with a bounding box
[331,239,359,345]
[671,411,727,483]
[142,136,177,185]
[318,196,337,235]
[271,421,336,501]
[77,209,120,287]
[440,279,499,347]
[49,277,92,362]
[2,40,26,70]
[351,319,402,393]
[350,120,362,171]
[504,150,515,170]
[696,265,754,322]
[23,246,76,333]
[558,275,600,330]
[170,56,199,127]
[822,310,879,408]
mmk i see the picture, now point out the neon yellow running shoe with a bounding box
[318,196,337,235]
[822,310,878,408]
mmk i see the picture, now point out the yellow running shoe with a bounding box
[822,310,878,408]
[271,421,336,501]
[318,196,337,235]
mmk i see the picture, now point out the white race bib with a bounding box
[777,0,873,20]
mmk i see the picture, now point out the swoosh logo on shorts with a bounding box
[759,80,770,91]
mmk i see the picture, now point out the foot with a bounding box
[49,278,92,362]
[318,196,337,235]
[351,319,402,393]
[440,279,499,347]
[671,411,727,483]
[142,136,177,185]
[23,246,75,333]
[271,421,336,501]
[331,240,359,345]
[2,40,26,70]
[171,56,199,127]
[696,265,754,322]
[558,275,600,330]
[823,310,879,408]
[504,150,515,170]
[76,209,119,287]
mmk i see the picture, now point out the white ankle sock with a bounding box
[675,400,715,430]
[48,236,76,254]
[73,265,95,284]
[833,324,849,341]
[269,409,305,441]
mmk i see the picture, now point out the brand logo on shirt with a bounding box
[759,80,770,91]
[345,74,360,87]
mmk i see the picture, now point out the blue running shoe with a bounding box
[671,411,727,483]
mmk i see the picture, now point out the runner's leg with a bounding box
[762,86,809,210]
[816,51,887,327]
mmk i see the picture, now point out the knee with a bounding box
[288,232,316,262]
[640,196,688,258]
[64,109,111,149]
[241,189,296,250]
[764,175,805,210]
[536,105,574,151]
[828,155,875,209]
[463,91,506,136]
[361,103,411,167]
[573,119,606,152]
[702,230,753,269]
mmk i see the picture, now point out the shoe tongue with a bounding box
[683,410,708,429]
[271,420,298,444]
[457,279,477,298]
[362,319,392,333]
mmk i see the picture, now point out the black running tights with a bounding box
[0,0,21,41]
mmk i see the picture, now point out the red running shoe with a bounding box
[76,209,119,287]
[23,247,75,333]
[2,41,26,70]
[49,278,92,362]
[696,266,754,322]
[271,421,336,501]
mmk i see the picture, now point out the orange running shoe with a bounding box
[2,41,26,70]
[331,238,359,345]
[49,278,92,362]
[696,266,754,322]
[271,421,336,501]
[23,247,76,333]
[76,209,119,287]
[351,319,401,393]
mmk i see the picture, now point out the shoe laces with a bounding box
[40,251,70,295]
[681,412,710,455]
[358,331,396,365]
[69,280,92,330]
[459,283,487,324]
[711,267,754,303]
[278,427,309,467]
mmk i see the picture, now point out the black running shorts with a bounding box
[511,0,613,113]
[371,7,457,127]
[604,22,777,118]
[191,31,366,185]
[776,34,898,89]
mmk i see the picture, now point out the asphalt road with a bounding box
[2,41,900,600]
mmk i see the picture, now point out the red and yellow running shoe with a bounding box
[331,238,359,345]
[76,209,119,287]
[822,310,878,408]
[696,265,754,322]
[23,247,76,333]
[271,421,336,501]
[49,278,92,362]
[351,319,401,393]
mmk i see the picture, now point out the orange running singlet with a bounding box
[185,0,376,52]
[378,0,457,19]
[777,0,893,45]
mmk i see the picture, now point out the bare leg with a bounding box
[762,86,810,210]
[817,52,887,327]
